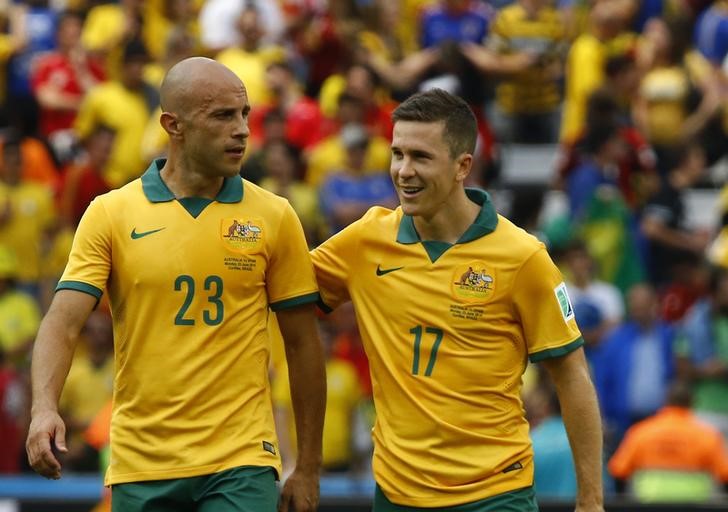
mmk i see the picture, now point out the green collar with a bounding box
[141,158,244,204]
[397,188,498,244]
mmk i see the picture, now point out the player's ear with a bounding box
[454,153,473,183]
[160,111,182,138]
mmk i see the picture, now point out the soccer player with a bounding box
[25,57,326,512]
[311,89,604,512]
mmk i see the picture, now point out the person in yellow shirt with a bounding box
[26,57,325,512]
[81,0,145,80]
[312,89,604,511]
[560,1,636,143]
[0,245,40,367]
[74,40,157,188]
[215,5,286,110]
[0,133,55,292]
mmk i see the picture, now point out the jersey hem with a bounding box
[270,291,319,311]
[317,297,333,314]
[379,482,535,508]
[56,280,103,299]
[105,459,281,486]
[528,336,584,363]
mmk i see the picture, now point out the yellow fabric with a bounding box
[74,82,152,188]
[59,355,114,425]
[81,4,126,79]
[0,182,55,282]
[318,74,347,119]
[215,46,286,108]
[0,35,15,104]
[560,32,636,142]
[59,164,318,485]
[560,33,605,142]
[489,4,566,114]
[259,178,323,242]
[639,66,690,145]
[0,290,40,353]
[305,135,392,187]
[311,205,582,507]
[142,5,201,62]
[273,357,362,468]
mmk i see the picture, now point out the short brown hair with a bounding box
[392,88,477,159]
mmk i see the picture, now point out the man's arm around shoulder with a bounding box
[542,347,605,512]
[26,290,97,479]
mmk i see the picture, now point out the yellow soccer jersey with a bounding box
[58,159,319,485]
[311,188,582,508]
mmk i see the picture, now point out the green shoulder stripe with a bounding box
[529,336,584,363]
[56,281,104,300]
[270,292,320,312]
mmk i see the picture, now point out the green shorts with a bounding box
[373,485,538,512]
[111,465,277,512]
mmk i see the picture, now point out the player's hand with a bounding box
[575,504,605,512]
[26,410,68,480]
[278,466,319,512]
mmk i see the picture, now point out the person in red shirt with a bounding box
[31,11,106,146]
[58,124,113,228]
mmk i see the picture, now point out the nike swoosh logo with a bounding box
[131,227,165,239]
[376,264,404,276]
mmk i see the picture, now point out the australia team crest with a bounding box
[451,262,494,303]
[221,218,264,251]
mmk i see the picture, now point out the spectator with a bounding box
[59,310,114,472]
[318,123,397,235]
[608,381,728,502]
[482,0,568,143]
[531,385,578,500]
[419,0,491,49]
[216,4,286,109]
[142,0,201,63]
[81,0,146,79]
[0,245,41,369]
[74,39,158,187]
[562,239,625,347]
[5,0,58,137]
[199,0,284,53]
[676,265,728,440]
[58,124,114,229]
[0,345,26,473]
[640,141,709,288]
[593,283,675,450]
[258,140,323,246]
[0,133,55,296]
[694,1,728,66]
[31,10,106,160]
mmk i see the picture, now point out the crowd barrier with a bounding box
[1,475,726,512]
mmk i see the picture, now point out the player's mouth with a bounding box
[225,146,246,158]
[399,185,424,198]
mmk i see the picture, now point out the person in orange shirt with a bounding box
[608,381,728,502]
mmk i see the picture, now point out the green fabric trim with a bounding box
[529,337,585,363]
[270,292,320,312]
[396,188,498,262]
[317,297,333,314]
[374,485,536,511]
[56,280,103,299]
[178,197,213,218]
[141,159,175,202]
[141,158,244,204]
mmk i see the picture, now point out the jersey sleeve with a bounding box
[309,220,362,312]
[266,202,319,311]
[512,247,583,362]
[57,197,112,300]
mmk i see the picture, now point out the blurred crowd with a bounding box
[2,0,728,506]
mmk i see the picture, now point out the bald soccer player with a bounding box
[26,57,326,512]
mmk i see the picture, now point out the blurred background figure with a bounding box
[608,381,728,502]
[676,265,728,440]
[593,283,675,454]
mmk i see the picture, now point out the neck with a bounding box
[412,188,480,244]
[160,152,224,199]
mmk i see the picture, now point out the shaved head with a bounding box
[160,57,246,118]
